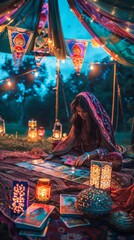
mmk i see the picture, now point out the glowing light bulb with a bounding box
[90,64,94,70]
[6,17,11,21]
[34,71,38,77]
[126,27,130,32]
[7,80,12,86]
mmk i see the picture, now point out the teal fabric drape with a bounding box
[48,0,67,59]
[0,0,43,53]
[0,0,24,18]
[67,0,134,66]
[89,0,134,23]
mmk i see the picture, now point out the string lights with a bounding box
[0,68,38,87]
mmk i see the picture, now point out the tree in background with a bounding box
[0,55,48,124]
[0,56,133,135]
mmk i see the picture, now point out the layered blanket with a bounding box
[0,150,134,240]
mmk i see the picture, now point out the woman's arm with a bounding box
[74,148,108,166]
[44,126,76,160]
[74,137,109,167]
[52,125,76,155]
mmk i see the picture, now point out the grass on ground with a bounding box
[1,122,131,152]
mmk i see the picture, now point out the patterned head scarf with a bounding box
[76,92,116,151]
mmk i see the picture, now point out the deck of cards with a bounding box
[60,194,90,228]
[14,203,55,237]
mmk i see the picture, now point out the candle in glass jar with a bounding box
[36,178,51,202]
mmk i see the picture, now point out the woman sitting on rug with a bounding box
[45,92,122,171]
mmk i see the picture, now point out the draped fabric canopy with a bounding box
[67,0,134,66]
[0,0,67,60]
[0,0,134,65]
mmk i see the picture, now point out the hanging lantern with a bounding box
[11,180,29,215]
[0,116,5,136]
[52,120,62,140]
[89,160,112,191]
[28,119,38,142]
[36,178,51,202]
[38,126,45,138]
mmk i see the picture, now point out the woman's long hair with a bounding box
[70,96,99,139]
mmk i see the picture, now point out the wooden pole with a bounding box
[111,62,116,126]
[55,59,60,122]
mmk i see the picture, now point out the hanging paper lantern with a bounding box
[7,26,33,67]
[40,12,47,22]
[66,39,88,75]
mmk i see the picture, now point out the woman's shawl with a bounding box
[78,92,116,151]
[53,92,116,155]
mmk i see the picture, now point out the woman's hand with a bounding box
[74,153,88,166]
[44,153,54,161]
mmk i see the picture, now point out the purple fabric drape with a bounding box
[75,0,134,43]
[67,0,134,66]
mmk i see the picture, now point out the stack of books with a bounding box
[60,194,90,228]
[14,203,55,238]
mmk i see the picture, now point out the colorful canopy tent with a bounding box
[67,0,134,66]
[0,0,66,61]
[0,0,134,66]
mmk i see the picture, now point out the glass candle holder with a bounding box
[36,178,51,202]
[0,116,5,136]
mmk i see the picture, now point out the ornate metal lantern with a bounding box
[52,120,62,140]
[89,160,112,191]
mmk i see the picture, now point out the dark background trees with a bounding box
[0,56,134,136]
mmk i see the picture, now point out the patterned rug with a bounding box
[0,150,134,240]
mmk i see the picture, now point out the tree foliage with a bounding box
[0,57,133,134]
[0,55,48,123]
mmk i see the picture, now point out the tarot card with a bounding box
[60,194,82,216]
[56,165,70,171]
[77,169,89,176]
[15,203,55,230]
[64,158,76,166]
[40,161,61,168]
[74,176,90,184]
[19,218,50,237]
[53,171,69,178]
[60,216,90,228]
[16,162,35,170]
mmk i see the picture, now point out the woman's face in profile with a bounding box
[76,105,88,120]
